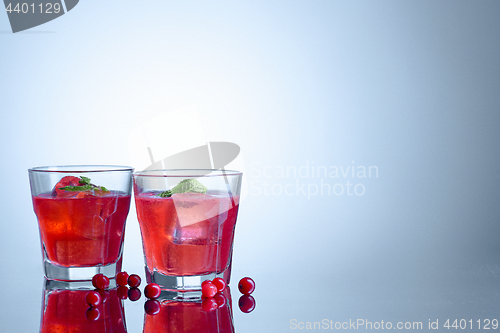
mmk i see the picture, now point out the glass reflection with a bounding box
[143,288,234,333]
[40,278,127,332]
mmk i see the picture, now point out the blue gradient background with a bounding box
[1,1,500,332]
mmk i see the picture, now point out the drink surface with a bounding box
[41,288,126,333]
[135,192,239,276]
[33,192,131,267]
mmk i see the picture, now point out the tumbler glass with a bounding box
[29,165,133,281]
[133,169,242,291]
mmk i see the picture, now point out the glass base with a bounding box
[44,278,117,291]
[145,266,232,292]
[43,257,122,281]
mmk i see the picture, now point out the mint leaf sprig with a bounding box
[158,190,172,198]
[158,179,206,198]
[59,176,109,192]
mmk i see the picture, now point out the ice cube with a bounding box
[99,195,118,220]
[177,223,210,241]
[70,205,105,239]
[172,193,220,227]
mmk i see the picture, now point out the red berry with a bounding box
[212,278,226,292]
[85,291,101,307]
[97,289,109,303]
[144,283,161,299]
[116,272,129,286]
[144,300,161,315]
[128,274,141,288]
[201,283,218,298]
[128,287,141,301]
[238,295,256,313]
[201,280,212,288]
[92,274,110,290]
[117,286,129,300]
[85,307,101,321]
[214,293,226,307]
[238,277,255,295]
[201,297,218,312]
[53,176,81,196]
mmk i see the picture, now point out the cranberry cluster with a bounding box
[199,277,256,313]
[115,271,142,301]
[117,271,163,315]
[201,278,228,311]
[85,272,164,319]
[85,273,257,319]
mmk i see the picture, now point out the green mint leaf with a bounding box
[60,177,110,193]
[59,184,95,191]
[158,190,172,198]
[171,179,207,194]
[157,179,207,197]
[79,176,91,185]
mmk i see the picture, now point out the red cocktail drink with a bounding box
[33,192,130,267]
[133,170,242,290]
[135,192,239,276]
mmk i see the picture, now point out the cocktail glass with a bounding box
[133,169,242,291]
[29,165,133,281]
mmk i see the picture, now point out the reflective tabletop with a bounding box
[3,252,500,332]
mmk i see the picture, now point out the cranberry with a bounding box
[238,277,255,295]
[117,286,129,300]
[201,297,218,312]
[214,293,226,307]
[128,287,141,301]
[54,176,80,196]
[85,291,101,307]
[212,278,226,292]
[201,280,212,288]
[85,307,101,321]
[201,282,218,298]
[144,300,161,315]
[238,295,256,313]
[116,271,129,286]
[128,274,141,288]
[144,283,161,299]
[97,289,109,303]
[92,274,110,290]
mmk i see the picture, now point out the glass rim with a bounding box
[133,169,242,178]
[28,165,134,173]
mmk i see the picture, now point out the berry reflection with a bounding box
[238,295,256,313]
